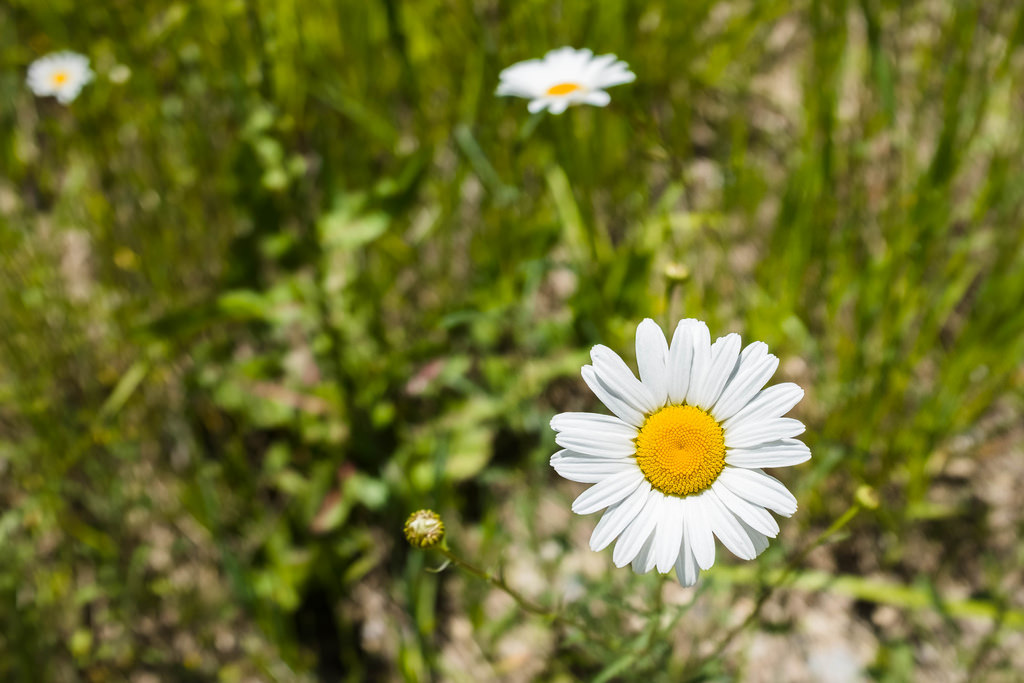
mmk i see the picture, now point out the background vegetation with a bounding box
[2,0,1024,680]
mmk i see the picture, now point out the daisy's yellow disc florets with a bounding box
[546,82,581,96]
[635,405,726,497]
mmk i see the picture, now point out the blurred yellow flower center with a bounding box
[52,71,69,85]
[546,82,581,96]
[635,405,726,497]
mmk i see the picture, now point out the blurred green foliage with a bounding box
[2,0,1023,680]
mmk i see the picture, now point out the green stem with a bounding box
[434,544,593,635]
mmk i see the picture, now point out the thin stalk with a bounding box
[433,543,598,639]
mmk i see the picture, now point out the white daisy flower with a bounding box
[496,47,635,115]
[550,319,810,586]
[27,51,94,105]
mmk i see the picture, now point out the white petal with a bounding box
[583,52,617,71]
[684,495,716,570]
[592,68,636,89]
[498,58,544,79]
[739,518,771,556]
[635,318,670,407]
[496,64,546,95]
[705,489,757,560]
[689,333,741,410]
[718,467,798,517]
[585,54,636,88]
[546,46,591,66]
[725,439,812,468]
[591,345,660,414]
[631,531,658,574]
[680,321,712,406]
[496,81,537,97]
[571,468,645,515]
[724,417,805,449]
[548,98,571,115]
[723,383,805,428]
[613,491,663,567]
[654,495,685,573]
[581,365,646,427]
[581,90,611,107]
[550,412,637,438]
[589,480,652,551]
[711,479,779,538]
[550,450,637,483]
[527,98,547,113]
[667,319,705,404]
[554,431,636,458]
[711,342,779,421]
[584,53,618,78]
[674,527,700,586]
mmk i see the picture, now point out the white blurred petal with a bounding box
[592,68,636,89]
[548,98,571,115]
[580,90,611,107]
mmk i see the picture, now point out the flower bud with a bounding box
[664,262,690,283]
[854,484,879,510]
[404,509,445,549]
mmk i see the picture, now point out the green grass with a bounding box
[2,0,1024,680]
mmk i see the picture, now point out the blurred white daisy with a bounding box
[550,319,810,586]
[496,47,635,115]
[27,51,93,104]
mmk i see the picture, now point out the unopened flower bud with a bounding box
[664,262,690,283]
[854,484,879,510]
[404,509,445,549]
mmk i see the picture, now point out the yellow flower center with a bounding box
[52,71,69,86]
[634,405,726,497]
[546,82,581,96]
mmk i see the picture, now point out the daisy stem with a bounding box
[689,499,865,677]
[433,544,590,633]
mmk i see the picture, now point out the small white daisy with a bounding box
[550,319,810,586]
[496,47,635,115]
[27,51,94,105]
